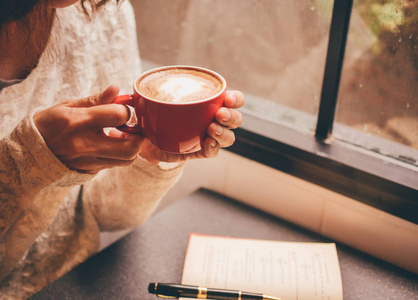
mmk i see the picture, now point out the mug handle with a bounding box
[113,94,142,134]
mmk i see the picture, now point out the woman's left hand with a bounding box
[139,90,244,164]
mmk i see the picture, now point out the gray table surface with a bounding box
[30,189,418,300]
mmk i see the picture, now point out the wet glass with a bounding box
[335,0,418,152]
[133,0,333,133]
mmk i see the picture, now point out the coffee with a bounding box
[137,67,223,103]
[114,65,227,153]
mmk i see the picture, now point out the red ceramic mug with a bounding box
[113,65,227,154]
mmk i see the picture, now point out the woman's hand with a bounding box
[33,85,145,174]
[34,86,244,172]
[139,90,244,164]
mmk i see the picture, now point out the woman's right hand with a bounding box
[33,85,144,174]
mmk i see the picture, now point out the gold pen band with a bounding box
[238,290,242,300]
[197,286,207,299]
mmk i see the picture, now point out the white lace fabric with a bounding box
[0,2,184,299]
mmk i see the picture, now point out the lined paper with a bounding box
[181,233,343,300]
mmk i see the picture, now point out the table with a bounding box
[30,189,418,299]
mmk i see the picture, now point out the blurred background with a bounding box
[131,0,418,153]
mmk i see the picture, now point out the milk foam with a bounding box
[138,68,223,103]
[160,76,203,103]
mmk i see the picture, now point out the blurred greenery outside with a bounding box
[316,0,417,62]
[313,0,417,150]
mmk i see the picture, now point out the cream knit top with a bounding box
[0,2,183,299]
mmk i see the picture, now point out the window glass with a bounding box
[133,0,333,133]
[335,0,418,157]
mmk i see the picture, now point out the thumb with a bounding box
[71,84,120,108]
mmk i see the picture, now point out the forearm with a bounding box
[0,186,73,282]
[0,114,93,282]
[83,158,185,232]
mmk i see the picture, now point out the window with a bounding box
[336,0,417,152]
[132,0,418,224]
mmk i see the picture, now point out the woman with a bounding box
[0,0,244,298]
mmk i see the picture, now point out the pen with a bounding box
[148,282,280,300]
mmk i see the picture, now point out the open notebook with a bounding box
[180,233,343,300]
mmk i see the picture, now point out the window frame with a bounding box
[227,0,418,224]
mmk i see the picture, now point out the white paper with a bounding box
[181,233,343,300]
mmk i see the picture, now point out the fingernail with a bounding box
[211,140,217,147]
[215,125,224,136]
[222,110,231,122]
[230,95,237,106]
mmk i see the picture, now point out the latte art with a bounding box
[159,76,205,103]
[137,68,223,103]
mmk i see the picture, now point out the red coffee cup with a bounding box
[113,65,227,154]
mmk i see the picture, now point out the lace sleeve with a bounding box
[0,114,93,282]
[83,157,184,232]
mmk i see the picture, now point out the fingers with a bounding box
[214,90,244,129]
[104,128,131,139]
[200,89,244,152]
[96,134,144,160]
[184,138,219,160]
[49,124,144,160]
[202,137,220,158]
[34,85,146,173]
[54,132,145,173]
[215,107,242,129]
[82,104,132,129]
[225,90,245,109]
[45,87,245,169]
[207,123,235,148]
[77,132,144,161]
[65,85,133,129]
[70,85,121,108]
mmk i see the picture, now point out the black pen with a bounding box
[148,282,281,300]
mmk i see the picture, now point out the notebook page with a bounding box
[181,233,343,300]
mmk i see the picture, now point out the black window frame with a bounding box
[227,0,418,224]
